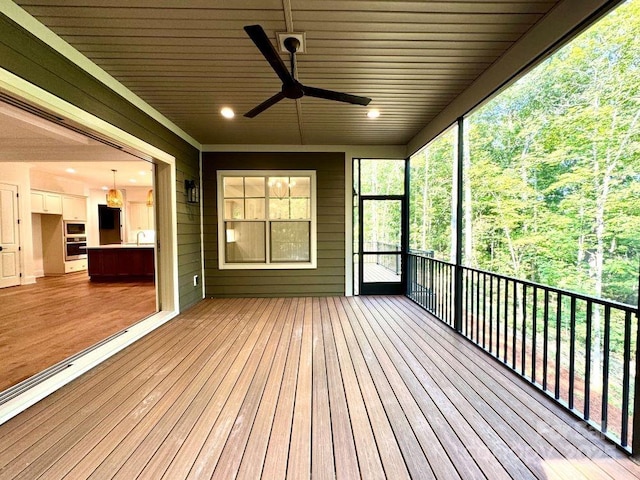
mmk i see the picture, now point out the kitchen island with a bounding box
[87,244,154,281]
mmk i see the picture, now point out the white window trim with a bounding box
[217,169,317,270]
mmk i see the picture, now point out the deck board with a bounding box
[1,295,639,479]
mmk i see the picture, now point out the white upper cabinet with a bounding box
[62,195,87,221]
[31,190,62,215]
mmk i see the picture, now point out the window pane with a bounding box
[360,159,405,195]
[363,199,401,251]
[225,221,265,263]
[269,198,290,219]
[245,198,265,219]
[290,177,310,197]
[268,177,290,199]
[409,125,456,261]
[224,199,244,219]
[362,253,401,283]
[245,177,265,197]
[223,177,243,197]
[290,198,309,219]
[271,222,310,262]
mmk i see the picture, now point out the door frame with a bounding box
[358,194,406,295]
[0,67,181,424]
[0,182,21,289]
[354,157,409,296]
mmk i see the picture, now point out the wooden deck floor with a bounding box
[0,296,638,479]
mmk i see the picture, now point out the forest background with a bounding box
[408,0,639,308]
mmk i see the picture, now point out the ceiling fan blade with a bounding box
[244,92,286,118]
[302,85,372,106]
[244,25,294,85]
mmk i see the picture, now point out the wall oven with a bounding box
[65,236,87,261]
[64,221,86,237]
[64,221,87,261]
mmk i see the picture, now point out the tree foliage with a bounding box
[411,0,639,306]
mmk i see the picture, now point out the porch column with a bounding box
[453,116,464,333]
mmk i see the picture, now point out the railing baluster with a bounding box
[504,279,509,364]
[585,300,592,421]
[489,275,494,354]
[532,286,537,384]
[449,264,454,325]
[443,263,448,323]
[482,272,487,348]
[429,257,434,312]
[422,257,427,308]
[522,283,527,375]
[555,293,562,400]
[464,268,469,335]
[446,264,451,325]
[438,261,442,318]
[476,271,481,344]
[543,289,549,391]
[512,280,518,368]
[602,305,611,433]
[621,310,632,446]
[496,277,501,359]
[569,296,577,410]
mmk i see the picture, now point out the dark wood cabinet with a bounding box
[88,247,154,280]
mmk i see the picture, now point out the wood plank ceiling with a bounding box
[14,0,560,146]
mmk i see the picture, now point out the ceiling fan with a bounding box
[243,25,372,118]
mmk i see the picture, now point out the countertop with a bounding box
[86,244,154,249]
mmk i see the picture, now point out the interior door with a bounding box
[0,183,21,289]
[359,197,404,294]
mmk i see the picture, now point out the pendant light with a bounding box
[106,169,123,208]
[146,189,153,207]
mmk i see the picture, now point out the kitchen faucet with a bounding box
[136,230,147,246]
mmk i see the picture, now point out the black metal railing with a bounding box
[363,242,402,274]
[407,251,639,453]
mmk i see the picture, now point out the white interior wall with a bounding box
[31,213,43,277]
[30,169,87,196]
[0,162,35,284]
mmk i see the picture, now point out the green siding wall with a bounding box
[0,14,202,310]
[203,152,346,297]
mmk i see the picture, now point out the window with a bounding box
[217,170,317,269]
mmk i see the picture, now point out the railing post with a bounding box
[633,264,640,456]
[453,117,465,333]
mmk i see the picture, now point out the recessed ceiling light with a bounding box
[101,186,109,191]
[129,178,137,183]
[367,109,380,119]
[66,168,76,173]
[221,107,235,119]
[139,170,147,176]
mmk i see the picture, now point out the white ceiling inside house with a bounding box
[0,102,153,188]
[13,0,563,146]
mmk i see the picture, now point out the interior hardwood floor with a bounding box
[0,296,639,479]
[0,272,156,392]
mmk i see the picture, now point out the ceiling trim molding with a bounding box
[406,0,616,156]
[0,0,202,151]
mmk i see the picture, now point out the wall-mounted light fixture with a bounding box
[185,179,199,204]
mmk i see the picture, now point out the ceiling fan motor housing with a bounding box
[282,81,304,99]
